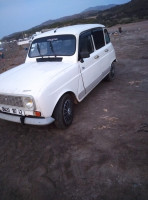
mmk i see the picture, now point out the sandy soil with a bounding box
[0,20,148,200]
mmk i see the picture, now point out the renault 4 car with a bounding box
[0,24,116,129]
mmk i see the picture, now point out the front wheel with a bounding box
[53,94,74,129]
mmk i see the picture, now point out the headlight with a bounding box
[22,96,35,110]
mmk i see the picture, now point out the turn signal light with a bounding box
[34,111,41,117]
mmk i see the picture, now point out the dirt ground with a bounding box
[0,20,148,200]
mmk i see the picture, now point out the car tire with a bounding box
[105,62,115,81]
[53,94,74,129]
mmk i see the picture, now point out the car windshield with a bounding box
[29,34,76,57]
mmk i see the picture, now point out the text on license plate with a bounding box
[0,107,25,116]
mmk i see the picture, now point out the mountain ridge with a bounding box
[2,0,148,41]
[40,4,117,27]
[83,4,117,12]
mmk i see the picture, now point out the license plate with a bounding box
[0,106,25,116]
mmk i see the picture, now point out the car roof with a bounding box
[34,24,105,39]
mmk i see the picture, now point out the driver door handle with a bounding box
[105,49,109,52]
[94,55,99,59]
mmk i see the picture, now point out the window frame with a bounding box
[78,30,94,56]
[91,27,105,50]
[104,29,110,45]
[78,26,111,61]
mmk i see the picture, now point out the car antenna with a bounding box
[54,27,59,33]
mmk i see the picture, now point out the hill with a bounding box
[96,0,148,26]
[40,4,117,27]
[39,0,148,30]
[2,0,148,41]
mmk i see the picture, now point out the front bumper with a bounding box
[0,112,55,125]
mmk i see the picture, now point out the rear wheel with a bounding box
[105,62,115,81]
[53,94,74,129]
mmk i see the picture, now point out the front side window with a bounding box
[92,28,105,50]
[29,35,76,57]
[79,32,94,55]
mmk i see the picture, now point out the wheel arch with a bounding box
[51,91,78,117]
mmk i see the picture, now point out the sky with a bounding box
[0,0,131,39]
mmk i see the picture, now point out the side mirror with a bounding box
[79,51,90,63]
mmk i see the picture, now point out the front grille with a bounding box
[0,95,23,107]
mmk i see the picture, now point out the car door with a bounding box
[79,29,105,94]
[91,28,111,79]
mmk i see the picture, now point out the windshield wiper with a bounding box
[36,41,56,58]
[49,41,56,57]
[37,43,42,57]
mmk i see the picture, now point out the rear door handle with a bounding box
[94,55,99,59]
[105,49,109,52]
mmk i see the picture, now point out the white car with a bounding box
[0,24,116,129]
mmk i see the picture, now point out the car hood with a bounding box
[0,61,71,95]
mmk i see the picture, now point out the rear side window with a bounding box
[104,29,110,44]
[92,28,105,49]
[79,32,94,54]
